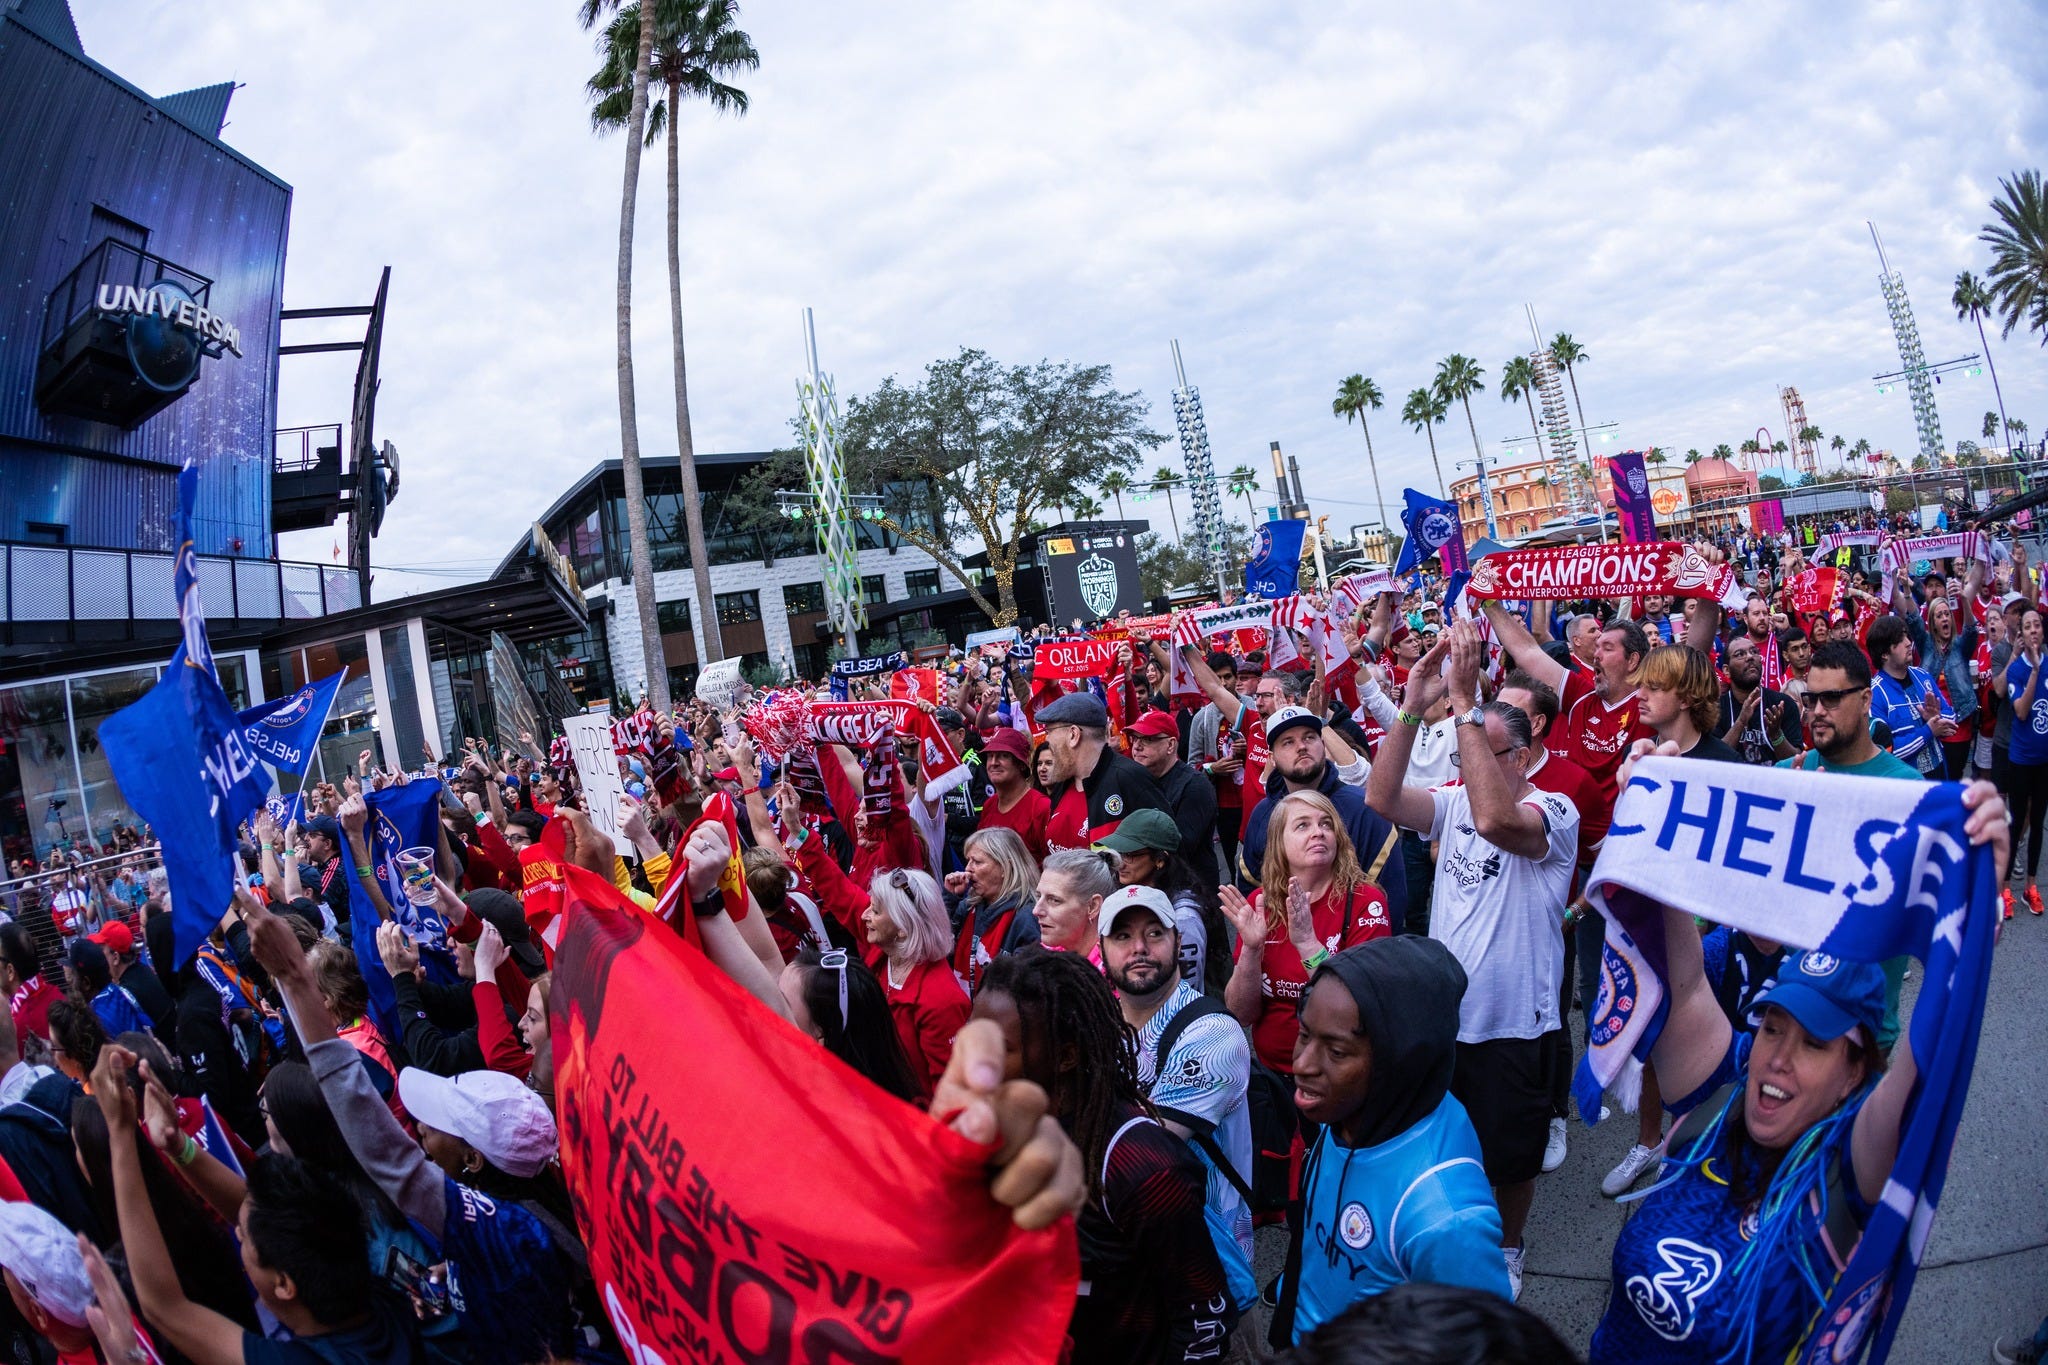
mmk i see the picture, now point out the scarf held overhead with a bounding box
[1464,541,1745,607]
[1576,758,1997,1365]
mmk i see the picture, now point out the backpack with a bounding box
[1153,996,1296,1219]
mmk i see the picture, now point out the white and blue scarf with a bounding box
[1575,758,1997,1364]
[827,650,908,701]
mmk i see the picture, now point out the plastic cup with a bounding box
[396,847,437,907]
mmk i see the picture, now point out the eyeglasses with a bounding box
[1450,745,1517,766]
[1806,685,1869,711]
[819,948,850,1026]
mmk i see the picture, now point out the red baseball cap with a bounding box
[1126,711,1180,740]
[87,921,133,955]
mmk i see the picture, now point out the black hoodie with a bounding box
[1314,936,1466,1149]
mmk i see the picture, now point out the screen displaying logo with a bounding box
[1077,553,1120,618]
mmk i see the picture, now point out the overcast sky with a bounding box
[83,0,2048,598]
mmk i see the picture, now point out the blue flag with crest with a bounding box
[1243,518,1306,599]
[237,671,344,774]
[100,461,269,965]
[342,779,459,1040]
[1394,488,1468,577]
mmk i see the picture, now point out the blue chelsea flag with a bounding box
[237,670,344,774]
[343,779,459,1040]
[101,650,270,966]
[1394,488,1468,577]
[1244,519,1306,599]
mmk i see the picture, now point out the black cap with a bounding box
[933,706,966,731]
[1036,691,1110,728]
[463,888,544,978]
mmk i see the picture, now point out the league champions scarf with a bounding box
[1464,540,1747,608]
[1576,759,1997,1363]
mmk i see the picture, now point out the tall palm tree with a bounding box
[1712,443,1735,461]
[1072,494,1104,521]
[590,0,758,676]
[1852,438,1872,464]
[1332,374,1389,533]
[1100,470,1130,519]
[1151,465,1184,540]
[1433,353,1488,476]
[1984,410,2002,441]
[1981,171,2048,345]
[1831,434,1847,468]
[1402,387,1449,495]
[578,0,669,707]
[1499,355,1545,470]
[1685,448,1702,464]
[1548,334,1594,457]
[1954,269,2011,450]
[1645,447,1669,465]
[1224,465,1261,522]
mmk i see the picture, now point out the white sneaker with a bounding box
[1541,1117,1568,1173]
[1502,1244,1525,1301]
[1601,1140,1664,1197]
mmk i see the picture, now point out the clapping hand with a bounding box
[1217,885,1266,951]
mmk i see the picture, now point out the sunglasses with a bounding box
[1806,685,1869,711]
[819,948,850,1026]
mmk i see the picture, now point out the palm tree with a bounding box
[1332,374,1389,534]
[1224,465,1261,522]
[1984,410,2002,441]
[1548,334,1594,457]
[1151,465,1184,540]
[1712,443,1735,461]
[1499,355,1550,478]
[1402,387,1449,495]
[1100,470,1131,519]
[1685,448,1702,464]
[590,0,758,677]
[1072,494,1104,521]
[1852,438,1873,464]
[1981,171,2048,345]
[1645,447,1669,465]
[1831,434,1846,467]
[579,0,667,706]
[1434,355,1489,536]
[1954,269,2011,450]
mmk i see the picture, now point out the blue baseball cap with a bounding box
[1749,949,1886,1045]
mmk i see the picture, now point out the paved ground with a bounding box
[1243,905,2048,1361]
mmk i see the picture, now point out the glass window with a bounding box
[860,575,887,608]
[782,581,826,615]
[666,663,700,702]
[302,636,379,779]
[905,569,940,599]
[0,680,86,863]
[791,641,830,681]
[656,599,693,635]
[715,591,761,626]
[70,667,160,850]
[379,626,427,766]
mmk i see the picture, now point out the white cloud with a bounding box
[78,0,2048,594]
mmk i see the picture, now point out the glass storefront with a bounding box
[0,654,252,862]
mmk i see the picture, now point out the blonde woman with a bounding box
[781,797,970,1100]
[1219,790,1392,1074]
[942,827,1041,994]
[1030,847,1119,965]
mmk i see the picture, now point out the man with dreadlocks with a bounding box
[973,947,1236,1363]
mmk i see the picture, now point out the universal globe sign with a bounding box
[94,280,243,392]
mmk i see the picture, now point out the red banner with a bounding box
[552,871,1077,1365]
[890,668,943,705]
[1784,566,1844,618]
[1032,638,1120,680]
[1464,541,1743,606]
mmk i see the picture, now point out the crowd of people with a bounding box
[0,518,2035,1364]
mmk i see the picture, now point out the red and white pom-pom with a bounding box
[742,689,813,765]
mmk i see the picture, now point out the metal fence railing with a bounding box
[0,845,164,979]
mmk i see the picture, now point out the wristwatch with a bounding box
[1455,705,1487,729]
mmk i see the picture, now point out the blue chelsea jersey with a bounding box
[1589,1032,1872,1363]
[1290,1094,1509,1340]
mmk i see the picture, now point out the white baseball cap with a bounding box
[0,1202,92,1328]
[398,1068,557,1178]
[1096,884,1177,937]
